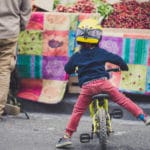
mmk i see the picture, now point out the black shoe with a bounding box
[56,136,72,148]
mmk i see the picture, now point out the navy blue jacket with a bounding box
[65,46,128,87]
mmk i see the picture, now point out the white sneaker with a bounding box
[144,116,150,126]
[56,136,72,148]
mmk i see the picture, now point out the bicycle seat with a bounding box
[92,94,109,100]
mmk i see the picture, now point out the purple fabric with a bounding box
[42,56,68,80]
[99,36,123,56]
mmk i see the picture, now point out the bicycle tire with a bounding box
[97,108,107,150]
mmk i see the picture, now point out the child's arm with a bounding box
[107,52,128,71]
[64,55,76,74]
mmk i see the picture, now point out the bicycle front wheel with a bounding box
[97,108,107,150]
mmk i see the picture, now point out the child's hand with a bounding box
[75,67,78,73]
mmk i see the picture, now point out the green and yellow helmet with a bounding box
[76,18,103,44]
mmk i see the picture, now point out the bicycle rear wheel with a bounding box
[97,108,107,150]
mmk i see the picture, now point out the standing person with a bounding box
[0,0,32,119]
[56,18,150,148]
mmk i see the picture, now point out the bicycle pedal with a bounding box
[107,129,114,135]
[111,109,123,119]
[80,133,91,143]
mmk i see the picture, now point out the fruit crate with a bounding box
[68,76,81,93]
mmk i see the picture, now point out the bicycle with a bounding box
[80,68,123,150]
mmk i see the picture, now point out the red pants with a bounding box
[66,78,144,136]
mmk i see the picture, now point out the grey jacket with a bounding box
[0,0,32,39]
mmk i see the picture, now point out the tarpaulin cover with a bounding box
[17,12,150,104]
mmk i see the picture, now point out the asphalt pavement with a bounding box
[0,93,150,150]
[0,113,150,150]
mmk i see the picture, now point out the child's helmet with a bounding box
[76,18,102,44]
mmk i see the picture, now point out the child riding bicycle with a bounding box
[56,18,150,148]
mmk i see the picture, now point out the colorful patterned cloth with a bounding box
[120,64,147,93]
[17,12,70,104]
[17,12,150,104]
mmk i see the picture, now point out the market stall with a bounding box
[16,0,150,104]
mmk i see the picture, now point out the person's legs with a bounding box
[56,78,150,148]
[0,37,18,116]
[65,94,92,136]
[56,85,93,148]
[101,80,145,117]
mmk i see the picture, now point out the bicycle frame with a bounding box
[89,96,112,136]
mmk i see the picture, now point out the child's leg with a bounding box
[65,93,92,137]
[56,88,93,148]
[102,80,144,117]
[56,83,96,148]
